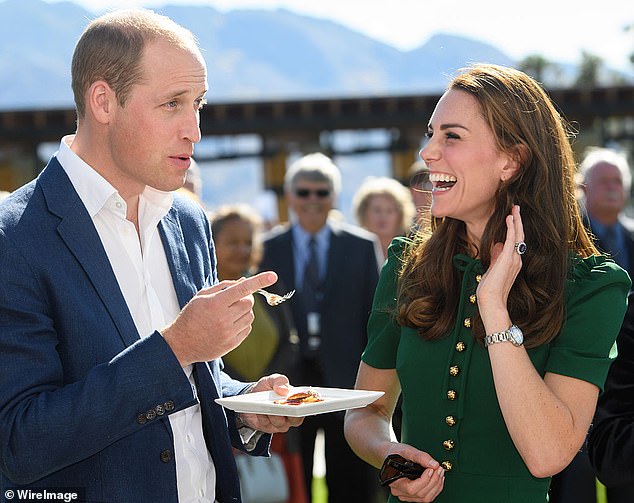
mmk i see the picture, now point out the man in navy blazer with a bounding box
[0,9,300,503]
[580,147,634,280]
[259,153,382,502]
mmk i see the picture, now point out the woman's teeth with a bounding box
[429,173,457,191]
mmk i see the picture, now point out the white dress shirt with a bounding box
[57,135,216,503]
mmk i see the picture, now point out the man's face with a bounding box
[107,38,208,198]
[286,178,333,233]
[584,161,626,219]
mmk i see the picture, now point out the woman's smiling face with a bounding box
[420,88,515,240]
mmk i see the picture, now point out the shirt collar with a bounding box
[56,135,174,225]
[292,222,330,249]
[57,135,117,218]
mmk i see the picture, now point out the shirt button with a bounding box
[455,341,466,352]
[441,461,453,471]
[447,390,457,400]
[160,449,172,463]
[443,439,455,451]
[446,415,456,426]
[469,294,477,304]
[449,365,460,377]
[115,202,123,209]
[463,318,471,328]
[475,274,482,283]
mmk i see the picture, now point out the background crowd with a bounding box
[0,7,633,503]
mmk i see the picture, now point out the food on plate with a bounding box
[274,389,323,405]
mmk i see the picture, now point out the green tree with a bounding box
[627,23,634,66]
[575,51,603,87]
[518,55,565,86]
[518,54,552,83]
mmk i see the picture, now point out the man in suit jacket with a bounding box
[0,9,300,502]
[259,153,382,502]
[580,147,634,279]
[550,147,634,503]
[588,290,634,502]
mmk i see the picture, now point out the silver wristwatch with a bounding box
[484,325,524,347]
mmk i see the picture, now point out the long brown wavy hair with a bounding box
[396,64,598,348]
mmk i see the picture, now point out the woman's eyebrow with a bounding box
[427,123,470,131]
[439,123,470,131]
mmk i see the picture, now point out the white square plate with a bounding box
[215,386,384,417]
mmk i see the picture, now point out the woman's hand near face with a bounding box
[476,204,524,330]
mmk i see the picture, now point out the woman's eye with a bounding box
[446,132,460,140]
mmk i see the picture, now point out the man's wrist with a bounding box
[236,413,263,451]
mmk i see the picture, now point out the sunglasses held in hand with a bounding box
[379,454,425,487]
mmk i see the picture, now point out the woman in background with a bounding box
[352,176,416,261]
[210,204,307,503]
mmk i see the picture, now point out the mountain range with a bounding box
[0,0,522,110]
[4,0,631,219]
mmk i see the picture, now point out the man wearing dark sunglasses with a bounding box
[259,152,383,502]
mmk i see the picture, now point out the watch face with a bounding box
[509,325,524,345]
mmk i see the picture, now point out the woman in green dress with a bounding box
[344,64,631,503]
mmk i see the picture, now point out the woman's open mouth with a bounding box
[429,173,457,192]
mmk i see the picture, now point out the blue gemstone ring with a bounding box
[514,241,527,255]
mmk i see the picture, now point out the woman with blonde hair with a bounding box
[352,176,416,260]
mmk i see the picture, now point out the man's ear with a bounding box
[501,143,530,181]
[86,81,116,124]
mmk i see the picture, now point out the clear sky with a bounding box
[42,0,633,73]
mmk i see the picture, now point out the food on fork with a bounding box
[274,389,323,405]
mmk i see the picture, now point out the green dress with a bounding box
[362,238,631,503]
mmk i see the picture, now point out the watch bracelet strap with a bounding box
[484,327,513,347]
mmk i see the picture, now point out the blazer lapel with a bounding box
[40,159,140,347]
[279,229,296,290]
[322,224,344,298]
[159,208,198,308]
[264,227,295,293]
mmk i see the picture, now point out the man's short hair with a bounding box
[579,147,632,194]
[284,153,342,196]
[71,9,199,117]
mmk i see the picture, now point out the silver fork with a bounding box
[256,289,296,306]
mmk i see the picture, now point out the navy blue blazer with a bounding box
[0,158,265,502]
[259,222,380,389]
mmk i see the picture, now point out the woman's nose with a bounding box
[419,144,436,164]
